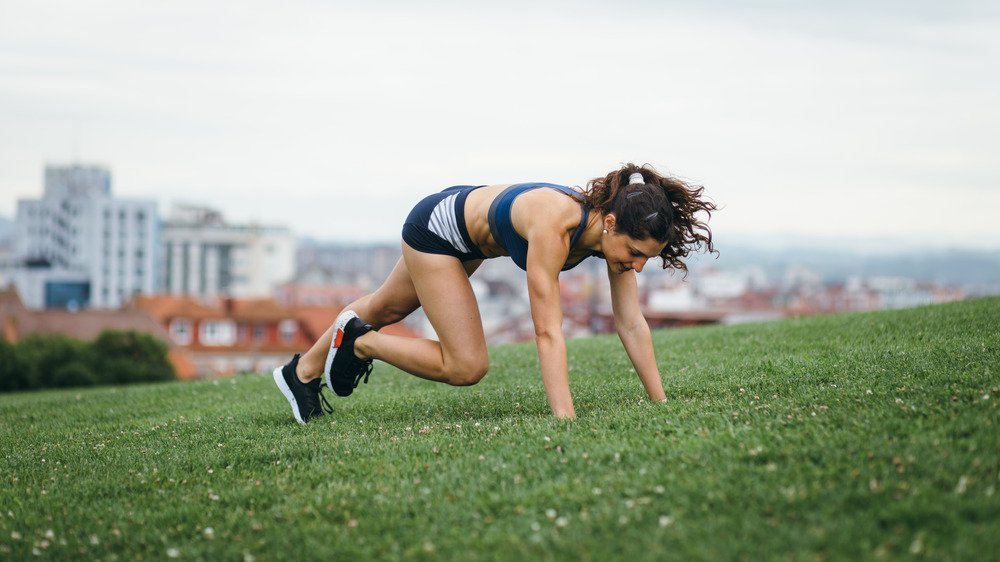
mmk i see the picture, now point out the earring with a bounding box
[603,229,608,235]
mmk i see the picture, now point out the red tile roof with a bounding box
[28,310,170,342]
[293,305,344,341]
[134,295,308,323]
[3,285,170,343]
[1,284,34,341]
[131,294,224,321]
[230,298,297,322]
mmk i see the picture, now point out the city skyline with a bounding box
[2,0,999,250]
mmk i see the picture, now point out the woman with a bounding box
[273,163,716,423]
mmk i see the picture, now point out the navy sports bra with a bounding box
[487,183,595,271]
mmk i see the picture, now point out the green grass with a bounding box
[2,298,998,561]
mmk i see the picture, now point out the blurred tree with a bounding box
[91,330,175,384]
[0,339,33,392]
[16,334,93,389]
[51,361,98,388]
[2,331,175,392]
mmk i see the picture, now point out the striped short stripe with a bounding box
[402,185,486,261]
[427,193,470,254]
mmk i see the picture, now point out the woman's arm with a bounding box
[525,231,575,418]
[514,191,583,418]
[607,264,667,401]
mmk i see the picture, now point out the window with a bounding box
[253,324,266,343]
[279,319,297,343]
[170,319,193,345]
[200,320,236,346]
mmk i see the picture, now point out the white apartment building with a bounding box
[160,204,295,299]
[13,164,157,309]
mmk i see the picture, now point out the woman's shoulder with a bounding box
[513,187,584,233]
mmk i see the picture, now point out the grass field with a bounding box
[1,298,998,561]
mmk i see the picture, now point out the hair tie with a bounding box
[628,172,644,185]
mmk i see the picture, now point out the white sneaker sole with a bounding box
[324,309,359,394]
[273,366,306,425]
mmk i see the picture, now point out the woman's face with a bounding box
[602,215,666,274]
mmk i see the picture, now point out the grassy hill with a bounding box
[1,298,998,561]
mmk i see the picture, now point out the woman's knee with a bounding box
[443,356,489,386]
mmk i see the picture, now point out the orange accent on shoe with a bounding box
[334,328,344,348]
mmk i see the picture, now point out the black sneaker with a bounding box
[324,310,374,397]
[272,354,333,424]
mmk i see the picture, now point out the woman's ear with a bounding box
[604,213,617,232]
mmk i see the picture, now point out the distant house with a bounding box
[0,284,196,379]
[131,295,420,378]
[4,283,422,380]
[131,295,303,377]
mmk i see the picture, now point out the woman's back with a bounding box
[464,183,592,268]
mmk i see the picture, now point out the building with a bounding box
[0,284,195,378]
[132,294,419,378]
[296,240,401,291]
[160,204,295,299]
[274,263,367,308]
[0,216,15,260]
[12,164,158,309]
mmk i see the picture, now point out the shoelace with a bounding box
[317,386,334,414]
[352,359,374,389]
[303,378,334,416]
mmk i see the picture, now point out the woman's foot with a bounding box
[273,354,332,424]
[324,310,375,397]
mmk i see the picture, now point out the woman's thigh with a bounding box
[362,257,420,326]
[401,242,487,364]
[365,253,481,326]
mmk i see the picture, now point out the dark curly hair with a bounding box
[582,163,717,272]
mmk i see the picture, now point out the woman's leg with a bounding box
[296,254,422,381]
[296,245,486,385]
[352,242,488,385]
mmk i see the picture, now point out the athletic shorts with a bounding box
[402,185,487,262]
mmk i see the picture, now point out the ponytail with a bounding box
[583,163,717,272]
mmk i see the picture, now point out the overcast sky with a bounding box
[2,0,998,250]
